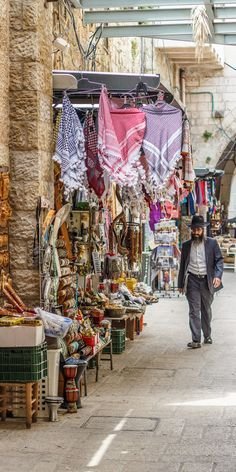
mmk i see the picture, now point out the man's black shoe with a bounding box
[204,337,213,344]
[187,341,201,349]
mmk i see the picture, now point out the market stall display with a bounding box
[226,217,236,238]
[151,220,180,295]
[215,235,236,272]
[0,73,198,427]
[179,168,224,243]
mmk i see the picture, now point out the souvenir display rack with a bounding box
[151,220,180,297]
[210,206,222,237]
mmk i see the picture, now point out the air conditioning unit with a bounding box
[69,0,82,7]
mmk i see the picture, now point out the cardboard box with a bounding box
[0,325,45,347]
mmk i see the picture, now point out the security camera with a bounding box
[54,37,70,51]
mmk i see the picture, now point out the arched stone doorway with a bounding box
[216,139,236,217]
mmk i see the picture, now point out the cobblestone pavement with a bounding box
[1,272,236,472]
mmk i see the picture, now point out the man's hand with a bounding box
[213,277,221,288]
[178,288,184,294]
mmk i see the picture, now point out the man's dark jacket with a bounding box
[178,237,224,295]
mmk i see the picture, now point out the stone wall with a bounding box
[0,0,9,168]
[185,46,236,213]
[9,0,54,305]
[52,2,140,72]
[52,5,175,85]
[186,46,236,170]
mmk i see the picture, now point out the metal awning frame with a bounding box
[76,1,236,45]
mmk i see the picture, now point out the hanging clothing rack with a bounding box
[53,70,184,112]
[194,168,224,180]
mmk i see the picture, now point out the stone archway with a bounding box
[216,138,236,216]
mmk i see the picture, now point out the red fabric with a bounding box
[84,112,105,198]
[200,181,207,205]
[164,201,179,219]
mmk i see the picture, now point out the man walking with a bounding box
[178,215,224,349]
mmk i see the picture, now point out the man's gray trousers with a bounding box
[186,273,213,343]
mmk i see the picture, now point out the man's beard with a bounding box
[191,233,204,244]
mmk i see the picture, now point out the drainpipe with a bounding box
[140,37,144,74]
[186,91,215,116]
[180,69,186,106]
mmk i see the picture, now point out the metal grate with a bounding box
[81,415,159,432]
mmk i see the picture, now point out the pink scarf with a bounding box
[98,87,146,186]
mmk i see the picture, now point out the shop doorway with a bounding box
[216,139,236,218]
[228,169,236,219]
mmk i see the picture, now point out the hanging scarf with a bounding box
[195,181,202,205]
[188,192,196,216]
[142,102,182,190]
[84,112,105,198]
[200,180,207,205]
[181,119,195,183]
[53,94,87,201]
[149,202,162,231]
[165,171,183,201]
[98,87,146,187]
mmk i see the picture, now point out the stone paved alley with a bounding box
[1,272,236,472]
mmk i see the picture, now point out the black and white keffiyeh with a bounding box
[53,94,87,201]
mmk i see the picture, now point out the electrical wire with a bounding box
[212,116,233,142]
[62,0,103,66]
[63,0,85,57]
[224,62,236,71]
[215,137,236,168]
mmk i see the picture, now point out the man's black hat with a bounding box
[189,215,209,228]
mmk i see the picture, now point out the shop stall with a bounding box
[226,217,236,238]
[179,167,224,244]
[215,234,236,272]
[0,71,195,426]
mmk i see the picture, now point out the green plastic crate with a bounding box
[88,358,96,369]
[102,329,126,354]
[112,347,125,354]
[0,359,48,382]
[106,342,125,354]
[0,342,48,382]
[103,339,125,355]
[110,329,125,340]
[0,342,47,366]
